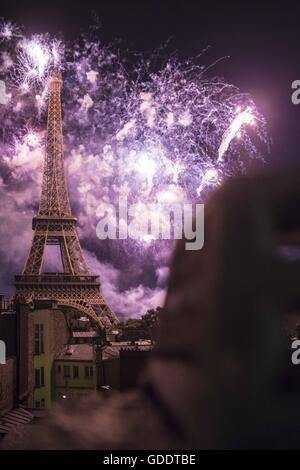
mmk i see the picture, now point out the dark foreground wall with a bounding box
[0,311,17,414]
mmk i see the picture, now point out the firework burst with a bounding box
[0,23,270,213]
[0,20,22,42]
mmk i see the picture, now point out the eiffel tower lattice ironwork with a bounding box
[15,70,118,328]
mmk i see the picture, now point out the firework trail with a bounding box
[218,106,256,161]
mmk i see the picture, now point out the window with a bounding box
[35,398,45,409]
[57,364,61,374]
[35,369,39,387]
[85,365,93,378]
[35,367,45,388]
[63,365,70,378]
[73,366,79,379]
[34,324,44,355]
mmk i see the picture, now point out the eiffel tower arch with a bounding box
[15,70,118,329]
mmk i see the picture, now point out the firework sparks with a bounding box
[0,25,269,213]
[196,168,219,196]
[0,80,11,104]
[135,152,157,189]
[23,129,40,148]
[218,106,256,161]
[0,20,21,42]
[0,24,270,208]
[12,35,62,91]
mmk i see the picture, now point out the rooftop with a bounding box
[55,340,153,362]
[103,341,153,359]
[72,331,98,338]
[102,345,122,360]
[55,343,94,361]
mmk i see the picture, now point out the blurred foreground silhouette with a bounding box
[3,172,300,449]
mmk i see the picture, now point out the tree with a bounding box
[141,307,162,342]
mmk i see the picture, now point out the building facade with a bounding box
[54,344,97,401]
[17,301,69,409]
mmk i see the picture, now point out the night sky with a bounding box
[1,0,300,169]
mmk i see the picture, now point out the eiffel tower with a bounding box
[15,70,118,329]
